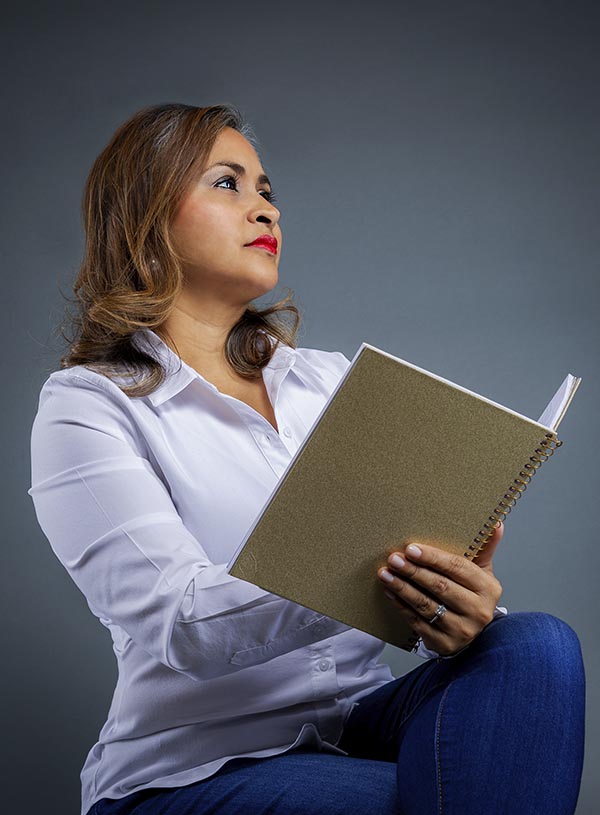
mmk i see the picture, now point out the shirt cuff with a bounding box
[412,605,508,660]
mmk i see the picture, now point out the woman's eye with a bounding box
[215,175,238,191]
[215,175,278,205]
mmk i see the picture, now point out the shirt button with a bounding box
[318,659,331,672]
[283,427,292,438]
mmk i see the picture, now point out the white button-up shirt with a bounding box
[27,328,506,815]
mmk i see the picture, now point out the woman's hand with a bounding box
[377,522,505,656]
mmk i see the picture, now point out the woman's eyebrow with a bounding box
[204,160,272,187]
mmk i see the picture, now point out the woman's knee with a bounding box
[477,610,584,673]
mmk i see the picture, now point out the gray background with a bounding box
[3,1,598,813]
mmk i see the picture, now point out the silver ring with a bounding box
[428,604,447,625]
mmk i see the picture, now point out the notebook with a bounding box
[226,343,581,651]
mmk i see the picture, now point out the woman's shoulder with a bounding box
[32,364,142,426]
[30,365,148,464]
[37,364,139,399]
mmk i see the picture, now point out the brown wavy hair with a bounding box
[58,102,301,398]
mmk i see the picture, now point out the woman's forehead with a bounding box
[208,128,263,168]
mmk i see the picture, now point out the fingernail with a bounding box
[378,568,395,583]
[383,589,396,601]
[406,544,422,557]
[390,554,405,569]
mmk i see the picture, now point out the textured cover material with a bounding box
[227,344,562,651]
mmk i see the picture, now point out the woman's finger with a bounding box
[377,557,474,615]
[382,588,451,629]
[382,590,470,654]
[377,565,473,619]
[390,542,491,593]
[474,521,504,570]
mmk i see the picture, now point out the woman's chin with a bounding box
[247,271,279,299]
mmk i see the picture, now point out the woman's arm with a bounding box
[28,374,351,682]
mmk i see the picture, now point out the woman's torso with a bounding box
[28,329,395,815]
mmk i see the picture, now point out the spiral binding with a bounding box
[464,433,563,561]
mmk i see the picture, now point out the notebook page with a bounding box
[537,374,582,430]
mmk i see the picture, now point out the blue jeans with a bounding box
[90,612,585,815]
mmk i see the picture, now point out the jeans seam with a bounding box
[435,682,453,815]
[369,676,451,759]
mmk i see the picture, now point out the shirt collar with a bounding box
[131,327,296,407]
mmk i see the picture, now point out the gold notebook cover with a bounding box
[227,344,576,651]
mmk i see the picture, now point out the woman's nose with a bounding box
[251,199,280,226]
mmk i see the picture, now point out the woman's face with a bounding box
[170,126,282,306]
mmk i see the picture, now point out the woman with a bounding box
[28,103,585,815]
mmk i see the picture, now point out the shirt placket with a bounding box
[308,642,347,744]
[230,356,298,477]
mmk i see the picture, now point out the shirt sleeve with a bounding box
[412,605,509,660]
[27,372,351,683]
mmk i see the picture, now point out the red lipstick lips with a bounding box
[245,234,278,254]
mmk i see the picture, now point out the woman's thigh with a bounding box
[93,749,401,815]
